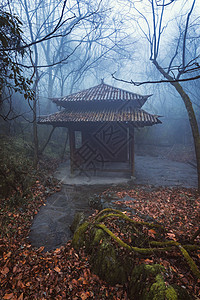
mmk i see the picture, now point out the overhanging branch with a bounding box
[112,72,200,86]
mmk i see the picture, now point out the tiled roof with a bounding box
[38,108,161,126]
[50,82,151,108]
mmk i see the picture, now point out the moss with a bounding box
[143,264,165,275]
[96,208,164,231]
[72,221,89,250]
[129,264,181,300]
[165,286,178,300]
[96,223,132,251]
[178,245,200,279]
[150,241,178,247]
[93,228,104,245]
[129,264,195,300]
[90,237,127,285]
[72,207,199,296]
[97,224,172,255]
[70,212,86,233]
[182,245,200,251]
[148,274,166,299]
[150,241,200,251]
[95,208,125,219]
[129,264,165,299]
[96,213,139,233]
[151,241,200,278]
[148,274,180,300]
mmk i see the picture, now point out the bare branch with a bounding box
[0,6,101,52]
[151,0,157,60]
[155,0,176,7]
[156,0,165,55]
[167,33,181,73]
[177,0,196,78]
[112,72,200,86]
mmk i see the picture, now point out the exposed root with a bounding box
[73,208,200,280]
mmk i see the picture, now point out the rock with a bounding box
[70,212,86,233]
[129,264,193,300]
[72,209,195,299]
[88,194,101,210]
[90,229,128,285]
[72,221,90,249]
[72,218,133,285]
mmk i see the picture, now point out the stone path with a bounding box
[134,155,197,188]
[29,155,197,251]
[29,185,96,251]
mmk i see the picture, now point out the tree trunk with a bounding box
[153,60,200,192]
[47,67,53,114]
[32,70,39,169]
[33,94,38,168]
[39,126,56,155]
[172,82,200,192]
[61,129,69,160]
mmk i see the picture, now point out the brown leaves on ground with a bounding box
[114,186,200,243]
[0,181,126,300]
[0,182,199,299]
[0,241,126,299]
[109,185,200,297]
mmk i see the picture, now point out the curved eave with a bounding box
[38,109,162,127]
[49,82,152,109]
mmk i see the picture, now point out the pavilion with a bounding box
[38,81,161,177]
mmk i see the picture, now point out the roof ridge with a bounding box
[49,82,152,102]
[99,81,151,98]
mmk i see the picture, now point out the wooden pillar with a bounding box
[68,126,75,175]
[129,126,135,176]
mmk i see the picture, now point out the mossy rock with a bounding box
[72,224,130,285]
[129,264,193,300]
[72,221,90,250]
[90,232,128,285]
[70,212,86,233]
[72,210,197,298]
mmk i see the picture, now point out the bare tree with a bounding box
[2,0,136,165]
[8,0,112,165]
[114,0,200,192]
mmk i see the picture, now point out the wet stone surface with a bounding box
[134,155,197,188]
[29,186,96,251]
[29,155,197,251]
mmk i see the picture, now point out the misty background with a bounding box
[1,0,200,165]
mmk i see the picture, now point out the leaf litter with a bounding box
[0,181,200,299]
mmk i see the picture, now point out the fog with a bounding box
[0,0,200,167]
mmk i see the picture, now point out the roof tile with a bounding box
[38,107,161,126]
[50,82,150,108]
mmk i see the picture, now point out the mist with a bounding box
[1,1,200,298]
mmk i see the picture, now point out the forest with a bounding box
[0,0,200,299]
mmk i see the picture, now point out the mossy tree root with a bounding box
[73,209,200,279]
[178,244,200,279]
[96,213,139,233]
[96,223,200,279]
[97,224,173,255]
[150,241,200,251]
[95,208,164,231]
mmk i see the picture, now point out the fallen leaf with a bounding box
[80,292,89,300]
[18,293,23,300]
[54,266,61,273]
[148,229,156,238]
[4,252,12,259]
[3,293,14,300]
[1,267,9,275]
